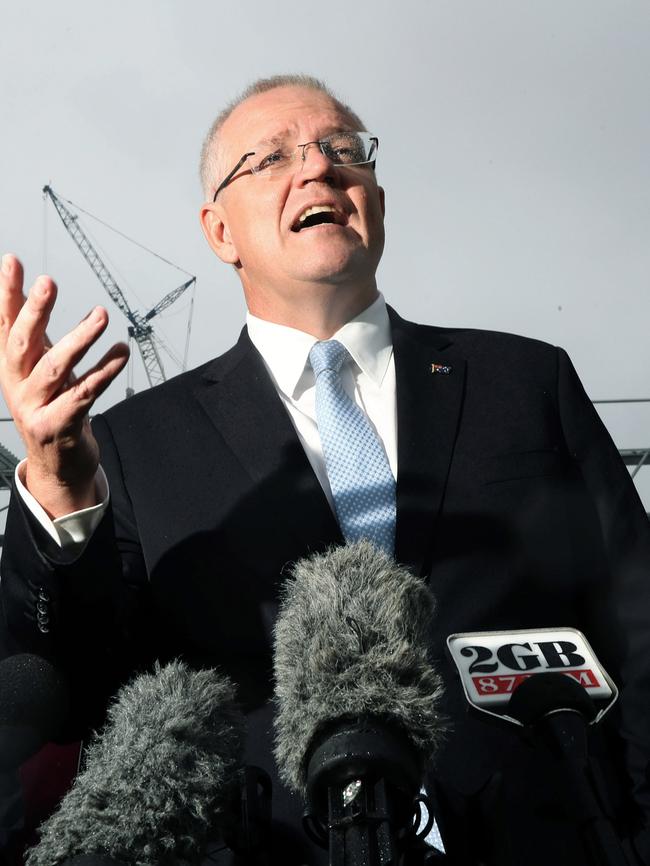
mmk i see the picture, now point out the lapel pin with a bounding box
[431,363,453,375]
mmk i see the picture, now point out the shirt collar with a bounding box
[246,294,393,399]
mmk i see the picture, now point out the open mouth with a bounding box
[291,205,346,232]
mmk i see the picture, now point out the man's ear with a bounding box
[378,185,386,218]
[199,204,240,265]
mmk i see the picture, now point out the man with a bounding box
[1,75,649,865]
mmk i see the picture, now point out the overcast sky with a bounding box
[1,0,648,509]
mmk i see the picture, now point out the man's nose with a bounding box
[296,142,338,186]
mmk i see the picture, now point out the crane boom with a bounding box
[144,277,196,321]
[42,185,193,390]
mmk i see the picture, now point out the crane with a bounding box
[42,185,196,390]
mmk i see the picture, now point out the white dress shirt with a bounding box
[14,462,109,548]
[246,293,397,511]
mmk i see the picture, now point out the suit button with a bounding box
[36,586,51,633]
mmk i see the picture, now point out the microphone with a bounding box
[47,858,127,866]
[448,628,628,866]
[446,627,618,727]
[509,674,630,866]
[26,660,244,866]
[0,653,71,770]
[273,541,446,866]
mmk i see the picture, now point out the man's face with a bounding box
[201,86,385,314]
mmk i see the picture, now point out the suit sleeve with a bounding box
[0,414,151,733]
[557,346,650,854]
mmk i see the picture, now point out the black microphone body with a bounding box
[509,673,630,866]
[0,654,71,771]
[448,629,634,865]
[274,541,446,866]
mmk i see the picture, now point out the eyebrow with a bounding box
[255,134,287,149]
[252,124,358,151]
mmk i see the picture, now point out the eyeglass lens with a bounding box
[249,132,377,176]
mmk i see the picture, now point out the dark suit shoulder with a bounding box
[443,325,555,355]
[392,309,556,353]
[445,326,560,378]
[390,307,560,370]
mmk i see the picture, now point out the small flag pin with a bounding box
[431,363,453,375]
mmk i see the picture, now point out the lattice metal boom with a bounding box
[43,185,195,390]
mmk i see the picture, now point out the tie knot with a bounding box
[309,340,349,379]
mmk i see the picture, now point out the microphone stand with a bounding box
[225,765,273,866]
[538,710,630,866]
[510,674,630,866]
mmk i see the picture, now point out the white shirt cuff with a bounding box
[14,459,110,549]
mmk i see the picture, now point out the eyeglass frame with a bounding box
[211,133,379,202]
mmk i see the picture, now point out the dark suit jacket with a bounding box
[2,309,650,865]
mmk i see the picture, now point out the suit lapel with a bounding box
[192,329,343,555]
[390,310,466,576]
[189,315,465,575]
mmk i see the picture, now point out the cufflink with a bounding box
[431,364,452,375]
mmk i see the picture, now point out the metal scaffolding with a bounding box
[619,449,650,479]
[0,442,18,491]
[592,397,649,515]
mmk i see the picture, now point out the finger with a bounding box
[0,254,26,350]
[26,342,129,450]
[28,306,111,404]
[52,341,130,418]
[4,275,58,379]
[13,341,128,467]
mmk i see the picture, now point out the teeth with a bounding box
[298,204,336,224]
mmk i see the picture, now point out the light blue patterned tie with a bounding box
[309,340,396,554]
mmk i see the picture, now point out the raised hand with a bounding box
[0,254,129,518]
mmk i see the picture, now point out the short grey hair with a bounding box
[199,74,366,199]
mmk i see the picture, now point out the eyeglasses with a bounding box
[211,131,379,201]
